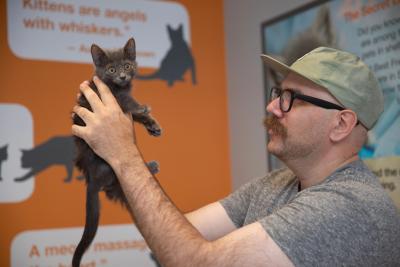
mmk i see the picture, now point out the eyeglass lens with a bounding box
[270,87,291,112]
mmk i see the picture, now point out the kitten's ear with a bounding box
[124,38,136,60]
[178,24,183,33]
[167,24,172,34]
[91,44,108,67]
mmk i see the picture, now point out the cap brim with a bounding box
[261,54,292,78]
[261,54,314,82]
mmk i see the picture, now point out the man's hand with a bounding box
[72,76,137,167]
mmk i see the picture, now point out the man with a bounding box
[72,47,400,266]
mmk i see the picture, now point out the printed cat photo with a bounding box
[268,5,337,85]
[72,37,161,267]
[137,24,196,87]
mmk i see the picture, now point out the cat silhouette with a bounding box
[0,144,8,181]
[14,135,79,183]
[268,6,337,85]
[136,24,196,87]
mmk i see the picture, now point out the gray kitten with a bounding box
[72,38,161,267]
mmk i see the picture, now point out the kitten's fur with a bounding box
[13,136,77,183]
[72,38,161,267]
[0,144,8,181]
[136,24,196,87]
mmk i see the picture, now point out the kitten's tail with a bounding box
[72,181,100,267]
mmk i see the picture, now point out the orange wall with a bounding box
[0,0,231,266]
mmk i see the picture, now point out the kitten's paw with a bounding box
[147,124,162,137]
[147,160,159,174]
[146,122,162,136]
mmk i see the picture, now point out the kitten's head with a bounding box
[91,38,137,88]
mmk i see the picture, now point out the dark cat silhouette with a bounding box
[14,136,77,183]
[268,6,337,85]
[0,144,8,181]
[72,37,161,267]
[136,24,196,87]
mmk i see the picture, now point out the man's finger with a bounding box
[93,76,119,108]
[71,124,86,139]
[80,82,103,113]
[73,105,93,123]
[76,81,88,101]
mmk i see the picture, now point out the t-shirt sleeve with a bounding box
[219,176,264,228]
[260,186,379,267]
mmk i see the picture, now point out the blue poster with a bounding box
[262,0,400,208]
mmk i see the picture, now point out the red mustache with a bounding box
[264,115,287,137]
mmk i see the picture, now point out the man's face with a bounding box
[264,73,339,161]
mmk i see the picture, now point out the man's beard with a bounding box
[264,114,318,161]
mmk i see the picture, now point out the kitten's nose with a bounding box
[119,74,126,80]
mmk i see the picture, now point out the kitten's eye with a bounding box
[124,64,131,70]
[108,67,116,73]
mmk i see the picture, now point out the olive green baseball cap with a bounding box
[261,47,384,129]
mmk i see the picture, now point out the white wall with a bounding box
[224,0,312,189]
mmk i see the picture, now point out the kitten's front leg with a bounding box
[124,98,162,137]
[132,110,162,137]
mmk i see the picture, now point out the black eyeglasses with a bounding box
[269,86,345,113]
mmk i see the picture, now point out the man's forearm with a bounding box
[111,147,214,267]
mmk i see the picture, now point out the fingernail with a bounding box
[93,76,98,81]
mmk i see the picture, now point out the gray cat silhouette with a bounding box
[136,24,196,87]
[0,144,8,181]
[14,135,78,183]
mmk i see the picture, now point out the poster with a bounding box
[261,0,400,209]
[0,0,230,266]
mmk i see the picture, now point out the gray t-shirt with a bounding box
[220,160,400,266]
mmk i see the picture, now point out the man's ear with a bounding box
[329,110,358,142]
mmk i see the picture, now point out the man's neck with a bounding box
[284,152,359,190]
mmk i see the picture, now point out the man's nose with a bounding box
[266,98,283,118]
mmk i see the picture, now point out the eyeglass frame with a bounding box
[269,86,345,113]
